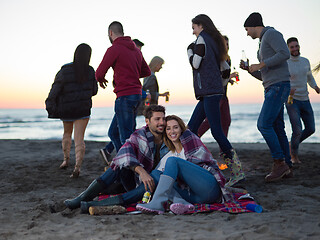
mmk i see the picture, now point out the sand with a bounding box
[0,139,319,240]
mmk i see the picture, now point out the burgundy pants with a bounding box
[197,96,231,138]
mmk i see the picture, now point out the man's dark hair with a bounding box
[143,105,165,120]
[287,37,299,46]
[108,21,124,35]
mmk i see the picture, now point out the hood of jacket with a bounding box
[260,26,274,39]
[112,36,136,50]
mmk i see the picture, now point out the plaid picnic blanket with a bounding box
[98,192,259,214]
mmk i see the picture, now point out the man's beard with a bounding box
[153,129,164,135]
[150,125,165,135]
[291,50,300,57]
[109,36,113,44]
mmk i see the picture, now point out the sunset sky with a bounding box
[0,0,320,109]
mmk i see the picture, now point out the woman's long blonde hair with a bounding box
[164,115,187,152]
[149,56,164,72]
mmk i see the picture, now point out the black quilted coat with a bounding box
[45,63,98,119]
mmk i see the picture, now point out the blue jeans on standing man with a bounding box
[257,81,292,167]
[188,94,233,158]
[163,157,221,204]
[107,94,141,152]
[285,99,315,156]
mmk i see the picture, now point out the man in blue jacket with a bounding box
[240,12,292,182]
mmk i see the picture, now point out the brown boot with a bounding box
[289,142,301,164]
[61,135,72,169]
[71,143,85,178]
[283,167,294,178]
[265,159,290,182]
[59,159,69,169]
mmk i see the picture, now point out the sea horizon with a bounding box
[1,103,320,143]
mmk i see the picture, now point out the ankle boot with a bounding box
[265,159,290,182]
[80,195,124,214]
[64,179,105,210]
[223,149,245,187]
[169,189,194,215]
[136,175,175,214]
[71,143,85,178]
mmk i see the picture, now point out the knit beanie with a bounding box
[244,12,264,27]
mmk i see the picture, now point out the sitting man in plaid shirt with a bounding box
[64,105,169,212]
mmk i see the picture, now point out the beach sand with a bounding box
[0,140,319,240]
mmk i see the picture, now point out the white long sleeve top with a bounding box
[287,55,318,101]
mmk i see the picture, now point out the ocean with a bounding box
[1,103,320,143]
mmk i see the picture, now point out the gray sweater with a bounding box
[250,26,290,89]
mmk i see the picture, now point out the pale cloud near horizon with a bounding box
[0,0,319,108]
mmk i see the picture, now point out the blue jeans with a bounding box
[188,95,233,157]
[108,94,141,151]
[98,168,162,204]
[121,170,162,204]
[257,81,291,167]
[163,157,221,204]
[286,99,315,156]
[104,142,115,154]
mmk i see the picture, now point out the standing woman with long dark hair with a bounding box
[187,14,244,187]
[46,43,98,178]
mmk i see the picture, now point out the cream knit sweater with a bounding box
[287,55,318,101]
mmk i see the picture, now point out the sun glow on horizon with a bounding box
[0,0,319,109]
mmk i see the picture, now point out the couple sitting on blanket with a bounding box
[64,105,233,215]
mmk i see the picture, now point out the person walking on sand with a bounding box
[96,21,151,163]
[102,38,148,160]
[64,105,170,211]
[197,35,239,139]
[285,37,320,164]
[45,43,98,178]
[240,12,292,182]
[187,14,245,187]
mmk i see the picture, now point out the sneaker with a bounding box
[265,159,290,182]
[170,203,195,215]
[99,149,112,165]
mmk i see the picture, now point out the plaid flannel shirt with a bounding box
[110,126,167,173]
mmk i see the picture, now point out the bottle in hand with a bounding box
[233,67,240,82]
[241,50,249,69]
[145,90,150,106]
